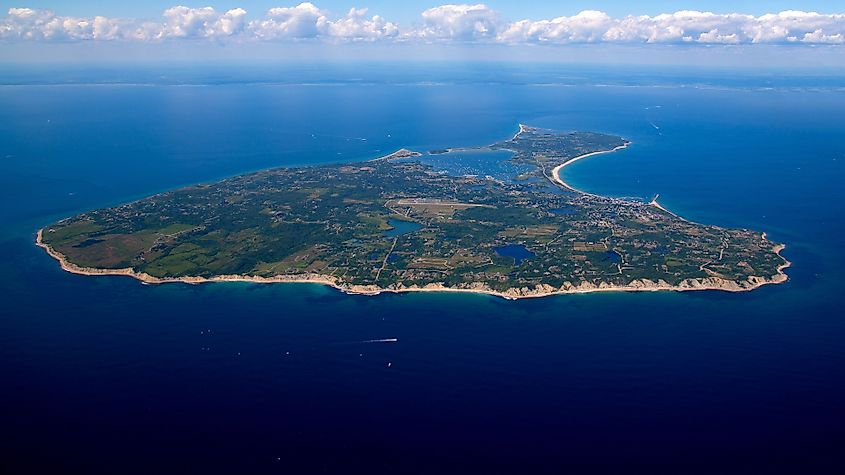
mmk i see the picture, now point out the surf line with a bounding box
[549,142,631,198]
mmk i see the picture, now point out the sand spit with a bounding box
[371,148,422,161]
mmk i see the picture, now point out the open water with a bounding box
[1,63,844,473]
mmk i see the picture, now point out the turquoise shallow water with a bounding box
[1,64,844,473]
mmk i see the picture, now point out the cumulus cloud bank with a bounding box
[418,4,501,40]
[0,3,397,41]
[1,3,844,45]
[250,3,398,39]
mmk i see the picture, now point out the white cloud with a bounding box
[251,2,327,39]
[327,8,399,39]
[418,4,502,40]
[802,29,844,44]
[499,10,614,43]
[248,3,398,40]
[1,4,844,45]
[160,6,247,38]
[1,7,116,40]
[0,6,246,41]
[698,29,741,44]
[497,9,845,45]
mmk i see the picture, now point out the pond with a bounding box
[550,206,577,216]
[494,243,535,266]
[383,218,423,237]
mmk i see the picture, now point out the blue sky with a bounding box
[4,1,845,21]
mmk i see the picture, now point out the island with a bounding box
[36,125,790,299]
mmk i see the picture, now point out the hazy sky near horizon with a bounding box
[5,1,845,21]
[1,2,844,65]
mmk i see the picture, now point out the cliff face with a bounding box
[378,269,788,299]
[38,228,790,300]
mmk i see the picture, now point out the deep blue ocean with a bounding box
[1,63,844,474]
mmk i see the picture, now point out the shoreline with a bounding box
[35,129,792,300]
[370,148,421,161]
[648,193,692,223]
[511,123,528,141]
[547,140,692,223]
[36,228,791,301]
[549,143,632,197]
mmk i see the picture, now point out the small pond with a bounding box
[494,244,535,266]
[550,206,577,216]
[383,218,423,237]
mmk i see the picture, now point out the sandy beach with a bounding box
[549,142,631,196]
[36,228,791,301]
[547,140,697,224]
